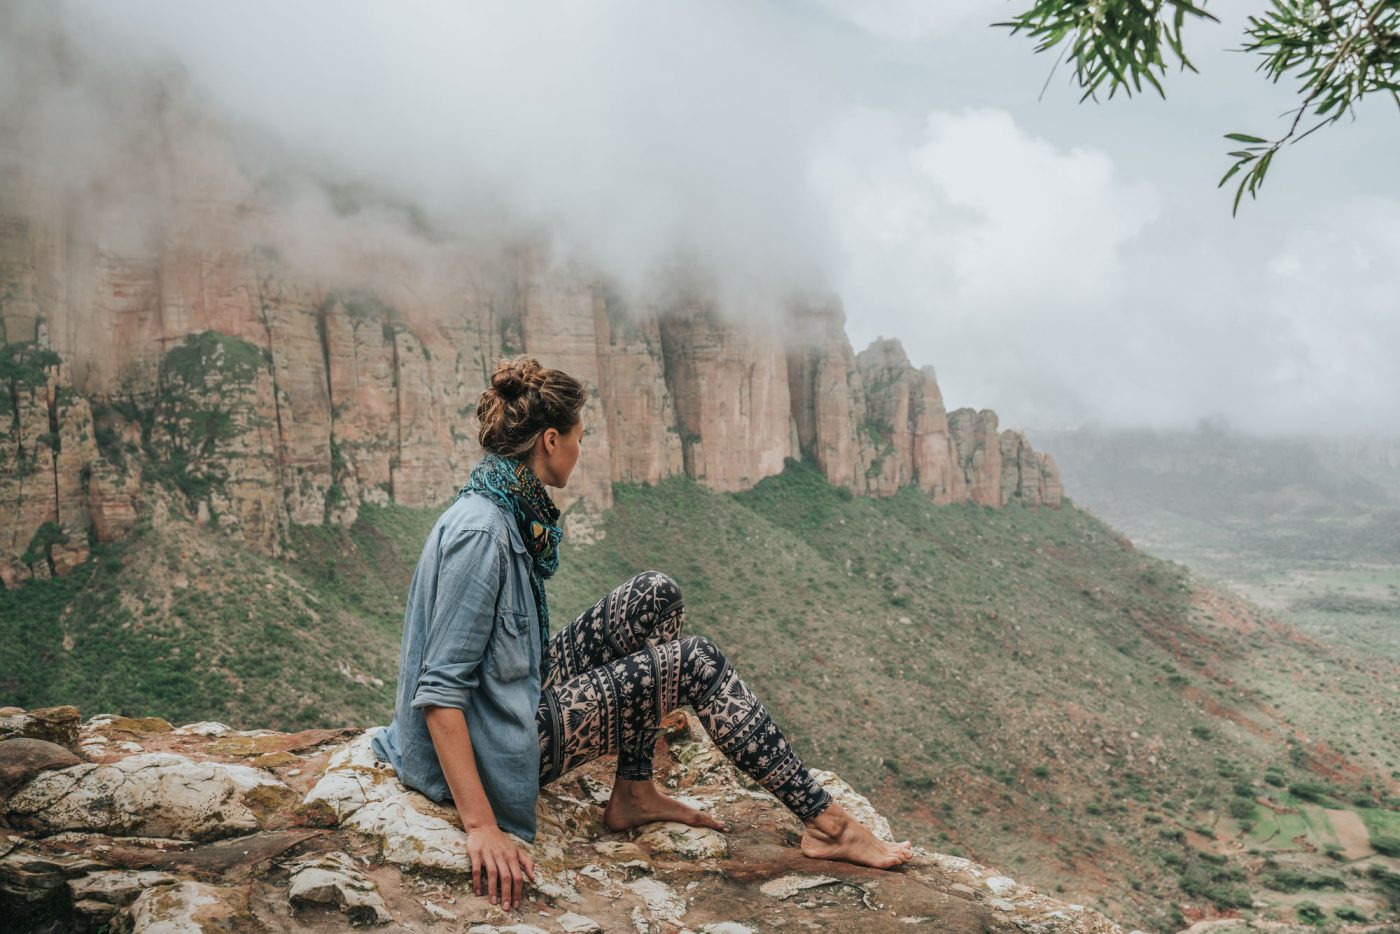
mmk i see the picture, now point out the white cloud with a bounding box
[910,109,1158,306]
[1247,200,1400,433]
[811,107,1159,422]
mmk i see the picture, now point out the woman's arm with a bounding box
[425,705,536,909]
[411,527,535,910]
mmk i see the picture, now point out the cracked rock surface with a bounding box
[1,705,1132,933]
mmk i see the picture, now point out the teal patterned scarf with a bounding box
[459,453,562,677]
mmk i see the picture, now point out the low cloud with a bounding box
[48,0,846,306]
[3,1,1396,437]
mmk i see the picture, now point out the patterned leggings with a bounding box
[535,571,833,823]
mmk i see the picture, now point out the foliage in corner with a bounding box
[998,0,1400,214]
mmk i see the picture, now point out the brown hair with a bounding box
[476,356,586,459]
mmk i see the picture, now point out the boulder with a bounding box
[0,738,83,802]
[4,752,294,841]
[0,706,81,750]
[67,869,180,929]
[125,879,265,933]
[285,850,391,925]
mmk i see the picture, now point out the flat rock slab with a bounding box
[4,752,296,841]
[207,727,361,758]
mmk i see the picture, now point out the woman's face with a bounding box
[537,420,584,488]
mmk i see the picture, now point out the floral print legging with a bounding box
[535,571,833,823]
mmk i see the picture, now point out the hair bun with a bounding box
[491,356,543,401]
[477,355,586,458]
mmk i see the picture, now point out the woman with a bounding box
[372,356,913,911]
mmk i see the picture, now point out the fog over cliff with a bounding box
[4,0,1398,434]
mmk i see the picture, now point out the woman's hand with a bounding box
[422,707,536,909]
[466,823,536,910]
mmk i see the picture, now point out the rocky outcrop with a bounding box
[0,703,1129,933]
[785,302,1053,508]
[856,337,966,502]
[999,430,1064,508]
[595,288,684,488]
[0,346,99,585]
[659,299,795,492]
[0,97,1062,582]
[787,299,873,490]
[950,408,1006,507]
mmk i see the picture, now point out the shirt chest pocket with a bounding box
[488,611,533,682]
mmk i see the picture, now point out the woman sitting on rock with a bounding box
[371,355,913,911]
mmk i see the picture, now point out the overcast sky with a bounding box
[25,1,1400,435]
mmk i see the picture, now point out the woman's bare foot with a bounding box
[602,778,726,832]
[800,802,915,869]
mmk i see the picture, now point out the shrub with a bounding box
[1295,901,1325,925]
[1288,780,1332,803]
[1333,906,1367,922]
[1227,798,1255,820]
[1371,833,1400,858]
[1263,868,1345,892]
[1369,864,1400,904]
[1177,860,1250,909]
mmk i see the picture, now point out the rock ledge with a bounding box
[0,704,1129,933]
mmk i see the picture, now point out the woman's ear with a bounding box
[541,426,560,453]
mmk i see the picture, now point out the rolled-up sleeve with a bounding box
[410,527,503,711]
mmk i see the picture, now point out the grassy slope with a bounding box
[3,462,1397,930]
[0,503,429,731]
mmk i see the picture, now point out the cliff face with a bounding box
[0,115,1061,586]
[0,704,1130,934]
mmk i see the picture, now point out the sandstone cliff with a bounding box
[0,105,1061,586]
[0,704,1129,934]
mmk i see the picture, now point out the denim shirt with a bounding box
[370,491,544,841]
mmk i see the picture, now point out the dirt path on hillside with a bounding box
[1323,807,1375,860]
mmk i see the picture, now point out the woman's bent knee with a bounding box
[635,570,683,620]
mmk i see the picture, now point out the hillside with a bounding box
[5,463,1398,931]
[1030,426,1400,667]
